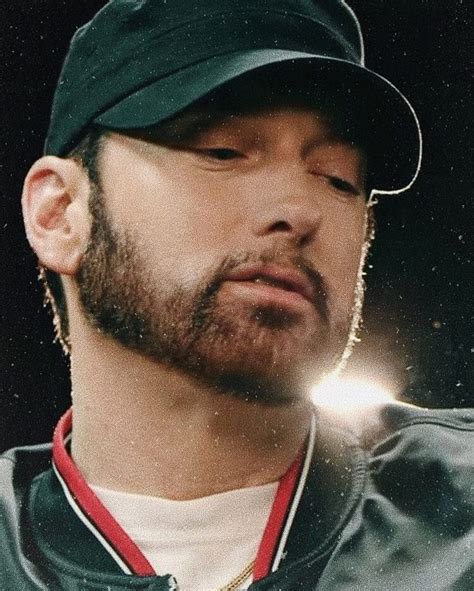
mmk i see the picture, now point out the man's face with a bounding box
[77,103,369,404]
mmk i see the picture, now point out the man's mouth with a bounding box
[224,263,316,305]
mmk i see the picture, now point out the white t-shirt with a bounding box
[91,481,278,591]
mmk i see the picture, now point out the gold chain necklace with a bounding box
[217,559,256,591]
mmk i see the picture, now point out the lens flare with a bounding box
[311,376,396,411]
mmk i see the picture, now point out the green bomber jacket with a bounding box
[0,403,473,590]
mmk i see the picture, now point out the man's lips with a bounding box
[224,263,316,304]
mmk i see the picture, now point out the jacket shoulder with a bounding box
[0,443,52,498]
[0,444,52,589]
[315,404,474,590]
[347,403,474,533]
[333,401,474,451]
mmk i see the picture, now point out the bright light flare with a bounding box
[311,376,396,412]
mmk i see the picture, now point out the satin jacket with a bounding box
[1,403,473,590]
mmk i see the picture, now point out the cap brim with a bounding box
[95,49,421,195]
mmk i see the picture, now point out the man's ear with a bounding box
[22,156,91,276]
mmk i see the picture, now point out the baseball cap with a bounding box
[45,0,422,195]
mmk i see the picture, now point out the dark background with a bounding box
[0,1,472,451]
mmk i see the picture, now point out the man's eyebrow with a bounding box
[128,107,369,162]
[129,111,231,145]
[301,130,357,151]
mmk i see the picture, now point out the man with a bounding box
[0,1,472,589]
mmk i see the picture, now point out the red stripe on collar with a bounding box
[253,446,305,581]
[53,409,155,576]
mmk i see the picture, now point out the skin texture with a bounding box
[22,105,369,499]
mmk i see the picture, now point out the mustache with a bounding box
[193,250,329,328]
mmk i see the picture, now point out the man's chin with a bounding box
[185,337,338,406]
[182,357,310,405]
[178,302,344,401]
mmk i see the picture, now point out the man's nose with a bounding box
[251,166,322,248]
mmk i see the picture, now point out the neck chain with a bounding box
[218,559,256,591]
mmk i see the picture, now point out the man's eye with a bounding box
[328,176,360,196]
[200,148,242,161]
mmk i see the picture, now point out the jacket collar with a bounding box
[29,407,365,589]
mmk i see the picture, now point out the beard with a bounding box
[76,184,367,405]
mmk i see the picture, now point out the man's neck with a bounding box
[69,324,313,500]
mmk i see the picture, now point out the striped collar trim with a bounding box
[52,408,316,580]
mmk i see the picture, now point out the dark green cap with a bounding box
[45,0,422,194]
